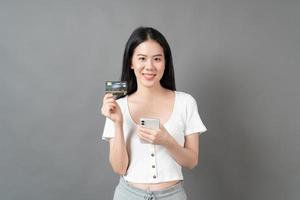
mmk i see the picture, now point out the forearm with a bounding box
[165,137,198,170]
[109,122,129,175]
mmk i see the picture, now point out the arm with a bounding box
[101,93,129,175]
[108,121,129,175]
[164,133,199,169]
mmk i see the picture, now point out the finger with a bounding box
[138,129,152,135]
[103,93,114,101]
[138,126,154,135]
[141,130,155,140]
[102,103,116,115]
[103,98,115,104]
[140,126,159,136]
[137,131,154,143]
[103,101,117,110]
[104,93,113,99]
[159,123,164,129]
[159,123,166,131]
[101,107,111,117]
[101,108,113,117]
[106,103,117,111]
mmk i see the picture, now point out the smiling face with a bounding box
[131,40,165,89]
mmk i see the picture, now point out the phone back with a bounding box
[140,118,160,130]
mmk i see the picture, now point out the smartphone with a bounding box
[139,118,160,144]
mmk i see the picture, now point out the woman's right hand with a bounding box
[101,93,123,124]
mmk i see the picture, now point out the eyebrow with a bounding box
[137,54,163,57]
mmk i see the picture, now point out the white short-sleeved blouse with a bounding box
[102,91,207,183]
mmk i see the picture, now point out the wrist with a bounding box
[114,120,123,127]
[164,135,175,149]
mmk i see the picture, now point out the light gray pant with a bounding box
[113,177,187,200]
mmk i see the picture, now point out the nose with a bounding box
[144,59,155,71]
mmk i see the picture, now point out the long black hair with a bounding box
[120,27,176,97]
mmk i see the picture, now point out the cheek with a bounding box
[157,63,165,74]
[131,62,142,72]
[132,60,143,69]
[133,67,143,79]
[133,68,139,77]
[134,65,144,74]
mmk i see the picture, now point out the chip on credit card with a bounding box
[105,81,127,97]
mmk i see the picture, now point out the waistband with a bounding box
[119,176,184,196]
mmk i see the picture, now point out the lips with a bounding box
[142,73,156,80]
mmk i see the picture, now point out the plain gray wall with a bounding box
[1,0,299,200]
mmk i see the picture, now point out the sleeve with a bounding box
[102,117,116,141]
[184,94,207,136]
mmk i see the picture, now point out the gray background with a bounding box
[1,0,299,200]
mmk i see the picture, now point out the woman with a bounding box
[101,27,207,200]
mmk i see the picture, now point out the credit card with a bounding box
[105,81,127,97]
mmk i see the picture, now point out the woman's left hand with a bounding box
[137,124,172,146]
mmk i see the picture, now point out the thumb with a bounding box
[159,123,165,131]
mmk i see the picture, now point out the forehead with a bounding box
[133,40,164,56]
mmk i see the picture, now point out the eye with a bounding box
[154,57,162,62]
[138,57,146,61]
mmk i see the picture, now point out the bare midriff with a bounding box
[128,180,180,191]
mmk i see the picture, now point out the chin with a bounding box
[142,81,161,88]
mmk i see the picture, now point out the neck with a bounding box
[135,84,166,100]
